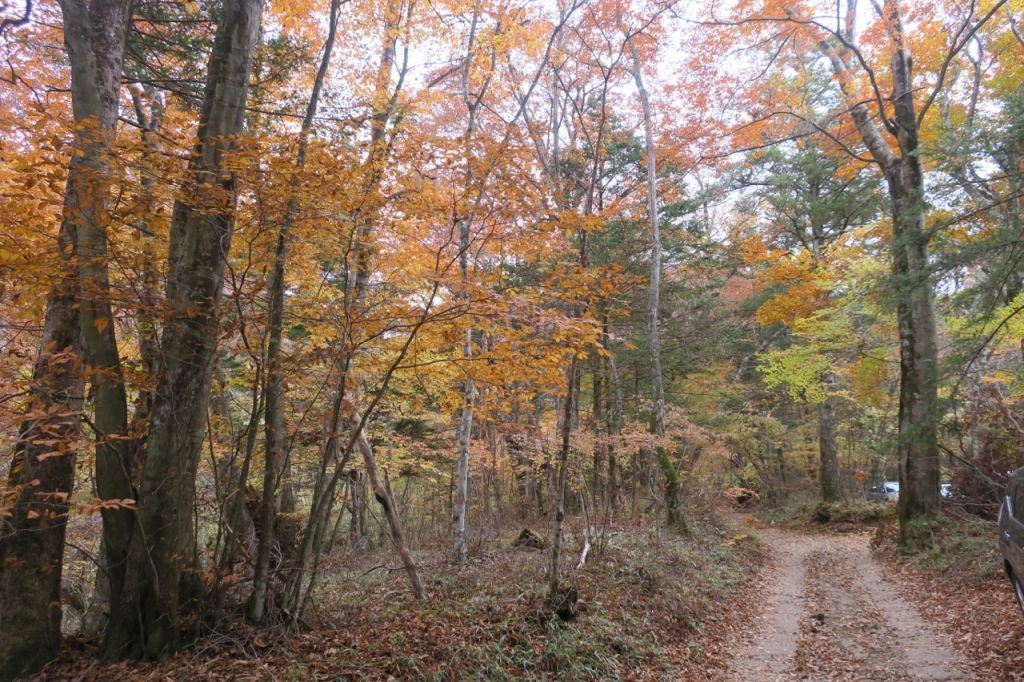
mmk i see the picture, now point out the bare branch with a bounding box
[0,0,32,35]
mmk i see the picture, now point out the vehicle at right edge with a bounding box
[997,467,1024,615]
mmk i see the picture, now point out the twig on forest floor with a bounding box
[72,659,97,682]
[361,562,440,577]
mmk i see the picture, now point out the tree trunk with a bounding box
[888,49,941,531]
[101,0,262,660]
[453,324,474,564]
[607,338,623,510]
[822,6,940,539]
[548,355,578,600]
[350,471,368,549]
[248,0,340,624]
[631,41,686,533]
[344,400,425,600]
[591,351,604,507]
[0,282,83,681]
[888,162,941,528]
[82,83,167,640]
[126,83,165,469]
[67,0,138,618]
[279,370,350,615]
[0,0,131,676]
[818,393,841,503]
[452,0,488,564]
[218,367,263,572]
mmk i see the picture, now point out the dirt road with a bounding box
[724,528,972,681]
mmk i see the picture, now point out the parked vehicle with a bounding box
[866,481,899,503]
[997,467,1024,615]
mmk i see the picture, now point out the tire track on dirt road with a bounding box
[722,527,971,681]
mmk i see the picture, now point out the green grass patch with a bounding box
[895,513,1002,584]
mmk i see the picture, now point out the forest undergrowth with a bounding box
[31,508,761,681]
[757,496,897,531]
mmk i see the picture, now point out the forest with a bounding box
[0,0,1022,679]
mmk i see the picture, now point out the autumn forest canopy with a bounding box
[0,0,1022,678]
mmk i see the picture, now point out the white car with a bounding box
[866,481,953,502]
[867,481,899,502]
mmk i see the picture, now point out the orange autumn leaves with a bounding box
[740,232,831,327]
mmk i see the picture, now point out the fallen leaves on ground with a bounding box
[875,518,1024,681]
[30,515,762,681]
